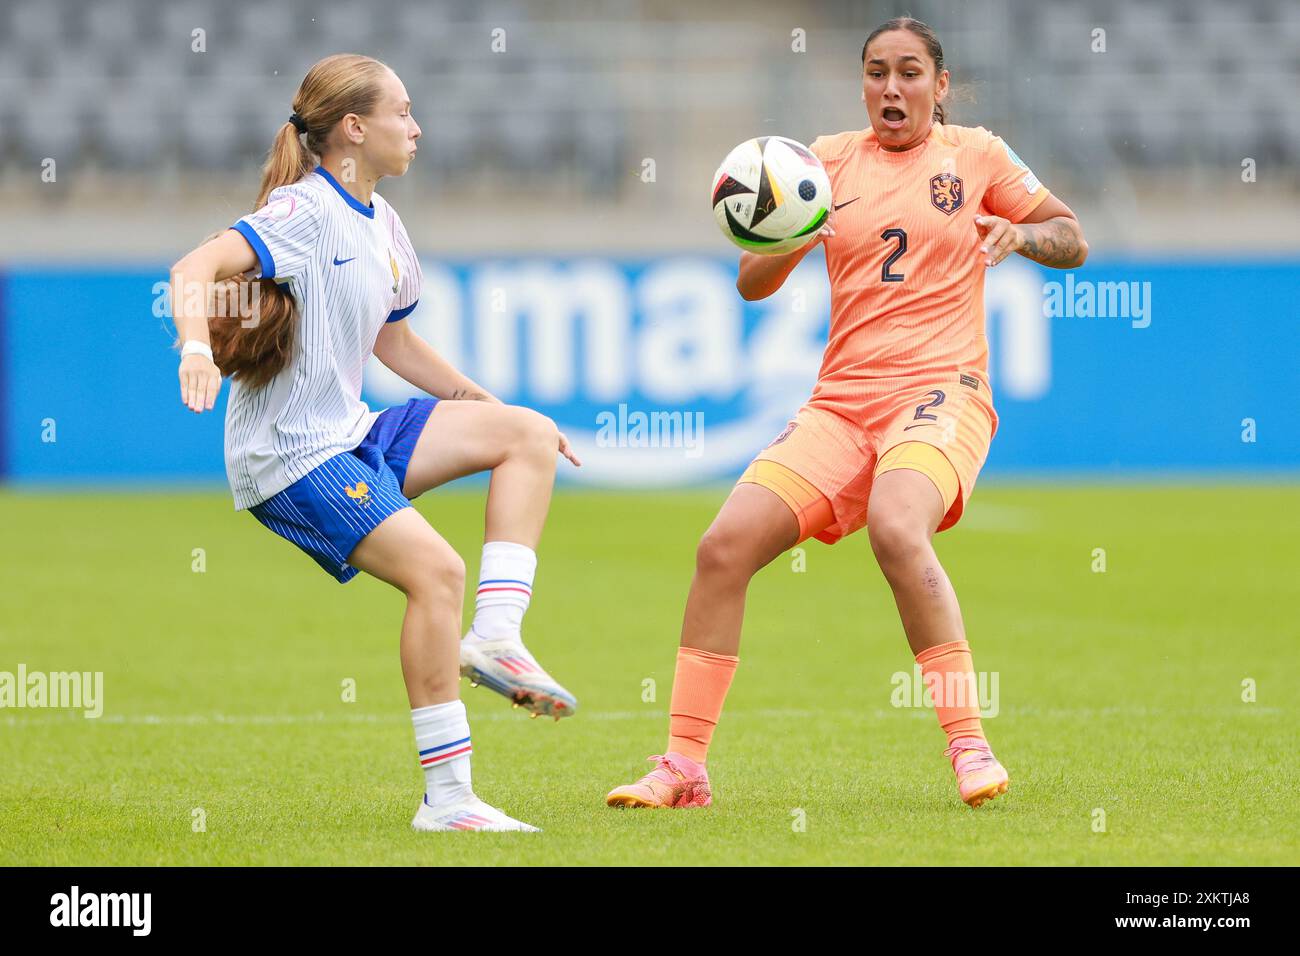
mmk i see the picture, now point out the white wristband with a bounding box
[181,340,214,362]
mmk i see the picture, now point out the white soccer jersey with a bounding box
[224,166,422,510]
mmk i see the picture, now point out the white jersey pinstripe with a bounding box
[224,166,422,510]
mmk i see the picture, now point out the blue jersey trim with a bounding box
[230,220,276,280]
[386,300,418,323]
[314,165,376,219]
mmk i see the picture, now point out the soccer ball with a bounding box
[711,136,832,256]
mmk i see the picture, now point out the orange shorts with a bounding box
[741,370,998,544]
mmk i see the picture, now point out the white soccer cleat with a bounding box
[460,632,578,720]
[411,794,540,832]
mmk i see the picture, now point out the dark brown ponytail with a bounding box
[202,229,299,390]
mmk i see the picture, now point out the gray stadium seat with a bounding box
[0,0,1294,189]
[181,79,255,170]
[16,77,91,165]
[422,103,476,175]
[85,0,144,48]
[96,81,171,168]
[9,0,69,47]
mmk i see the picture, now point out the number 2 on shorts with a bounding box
[908,389,946,426]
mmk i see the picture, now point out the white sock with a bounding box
[469,541,536,641]
[412,700,473,807]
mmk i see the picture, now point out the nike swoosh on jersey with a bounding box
[833,197,860,211]
[332,255,357,266]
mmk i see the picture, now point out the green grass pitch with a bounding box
[1,483,1296,866]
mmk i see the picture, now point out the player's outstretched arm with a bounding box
[170,230,259,413]
[974,195,1088,270]
[735,210,837,300]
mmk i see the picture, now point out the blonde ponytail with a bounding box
[255,121,317,210]
[212,54,392,388]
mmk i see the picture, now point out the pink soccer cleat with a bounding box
[945,736,1010,808]
[605,752,712,809]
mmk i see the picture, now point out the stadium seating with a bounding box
[0,0,1295,193]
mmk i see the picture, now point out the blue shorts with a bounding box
[249,398,438,583]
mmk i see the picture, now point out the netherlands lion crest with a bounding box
[930,172,964,215]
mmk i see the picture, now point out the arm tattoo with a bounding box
[449,387,489,402]
[1017,217,1083,268]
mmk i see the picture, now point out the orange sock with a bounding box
[667,646,739,764]
[915,639,985,747]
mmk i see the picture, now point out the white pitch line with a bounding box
[0,704,1281,727]
[0,709,713,727]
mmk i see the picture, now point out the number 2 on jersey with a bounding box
[881,228,907,282]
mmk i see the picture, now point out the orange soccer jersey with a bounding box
[745,123,1051,543]
[810,122,1051,401]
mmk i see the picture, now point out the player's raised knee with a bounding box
[525,407,560,451]
[506,405,559,458]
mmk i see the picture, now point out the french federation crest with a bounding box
[930,172,964,215]
[344,481,372,508]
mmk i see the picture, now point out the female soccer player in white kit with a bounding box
[169,54,578,832]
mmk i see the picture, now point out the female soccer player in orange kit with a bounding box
[606,17,1088,810]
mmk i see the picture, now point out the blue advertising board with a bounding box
[2,254,1296,493]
